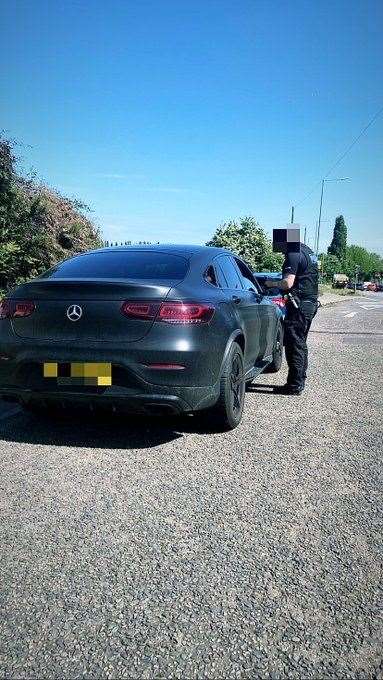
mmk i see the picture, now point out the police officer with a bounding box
[265,242,319,395]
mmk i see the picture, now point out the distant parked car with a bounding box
[347,281,364,291]
[332,273,349,289]
[254,272,286,319]
[367,282,378,292]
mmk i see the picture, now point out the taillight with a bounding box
[0,299,35,319]
[271,296,285,308]
[158,302,214,324]
[121,301,214,324]
[121,301,160,320]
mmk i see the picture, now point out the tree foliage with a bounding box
[342,245,383,279]
[0,137,102,292]
[328,215,347,260]
[320,253,341,279]
[207,216,283,272]
[320,245,383,280]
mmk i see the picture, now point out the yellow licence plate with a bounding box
[43,362,112,386]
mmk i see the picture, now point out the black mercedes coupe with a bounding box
[0,245,283,430]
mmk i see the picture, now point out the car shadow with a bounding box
[0,406,224,450]
[246,382,276,394]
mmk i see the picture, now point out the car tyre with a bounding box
[209,341,245,431]
[265,322,284,373]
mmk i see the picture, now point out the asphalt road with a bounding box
[1,294,382,678]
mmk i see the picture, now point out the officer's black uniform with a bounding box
[282,243,319,393]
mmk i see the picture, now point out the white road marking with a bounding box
[344,312,357,318]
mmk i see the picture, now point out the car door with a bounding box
[214,255,260,369]
[235,259,277,362]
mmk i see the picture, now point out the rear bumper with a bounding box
[0,386,198,415]
[0,354,220,414]
[0,319,229,413]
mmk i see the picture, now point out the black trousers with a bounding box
[284,299,318,389]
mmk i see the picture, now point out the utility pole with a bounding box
[315,179,325,256]
[315,177,350,256]
[354,264,360,294]
[291,206,294,224]
[303,226,307,244]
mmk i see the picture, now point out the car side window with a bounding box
[254,276,268,293]
[215,256,243,289]
[204,265,218,287]
[213,261,228,288]
[234,258,260,292]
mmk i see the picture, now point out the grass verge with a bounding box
[319,284,361,297]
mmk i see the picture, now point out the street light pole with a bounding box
[315,179,325,255]
[354,264,360,294]
[315,177,350,256]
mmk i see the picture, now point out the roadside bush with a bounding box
[207,216,283,271]
[0,137,102,292]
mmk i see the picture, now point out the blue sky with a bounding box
[1,0,382,253]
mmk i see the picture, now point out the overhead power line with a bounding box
[294,104,383,209]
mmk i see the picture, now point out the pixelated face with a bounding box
[273,228,301,253]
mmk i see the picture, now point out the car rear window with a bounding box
[39,251,189,280]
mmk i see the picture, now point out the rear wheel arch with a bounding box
[219,330,245,375]
[265,320,284,373]
[235,332,245,355]
[208,340,246,430]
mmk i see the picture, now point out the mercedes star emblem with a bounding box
[66,304,83,322]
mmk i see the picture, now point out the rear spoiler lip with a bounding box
[7,278,180,301]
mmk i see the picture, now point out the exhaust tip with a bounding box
[145,403,178,416]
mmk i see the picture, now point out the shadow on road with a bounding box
[246,382,278,395]
[0,406,223,450]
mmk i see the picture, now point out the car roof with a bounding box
[88,244,235,259]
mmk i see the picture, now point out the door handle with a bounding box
[232,295,241,304]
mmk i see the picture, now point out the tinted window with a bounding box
[255,273,280,295]
[263,284,280,296]
[214,263,227,288]
[39,251,189,280]
[204,265,218,286]
[235,259,258,291]
[216,256,242,289]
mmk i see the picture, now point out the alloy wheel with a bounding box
[230,353,244,415]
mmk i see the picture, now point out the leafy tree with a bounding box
[341,245,383,280]
[207,216,283,272]
[320,253,341,279]
[0,137,102,292]
[328,215,347,260]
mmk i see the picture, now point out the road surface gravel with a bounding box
[0,295,382,678]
